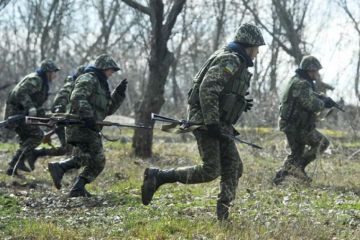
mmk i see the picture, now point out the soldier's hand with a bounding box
[52,105,65,113]
[323,97,336,108]
[28,107,37,116]
[244,98,253,112]
[115,78,128,95]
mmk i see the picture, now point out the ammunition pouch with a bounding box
[220,94,247,124]
[219,66,251,124]
[187,85,200,105]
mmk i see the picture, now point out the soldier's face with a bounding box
[47,72,58,82]
[308,70,320,80]
[247,46,260,60]
[104,69,115,78]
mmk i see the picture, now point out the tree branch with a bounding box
[121,0,151,15]
[241,0,293,55]
[162,0,186,41]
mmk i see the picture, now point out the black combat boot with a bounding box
[6,150,31,175]
[141,167,177,205]
[48,158,79,190]
[216,202,230,221]
[272,169,288,185]
[298,159,313,183]
[69,176,91,198]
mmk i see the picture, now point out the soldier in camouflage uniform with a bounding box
[26,65,86,171]
[273,55,336,185]
[4,60,60,175]
[141,23,265,220]
[48,54,127,197]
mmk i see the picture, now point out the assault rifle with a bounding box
[0,114,25,128]
[151,113,263,149]
[25,114,151,129]
[316,94,345,112]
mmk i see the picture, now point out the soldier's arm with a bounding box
[294,81,325,112]
[107,89,125,115]
[199,55,241,125]
[69,75,95,118]
[52,81,75,112]
[14,77,42,112]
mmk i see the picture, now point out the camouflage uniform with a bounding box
[26,66,86,170]
[4,59,60,175]
[274,56,332,184]
[48,54,126,197]
[141,23,265,220]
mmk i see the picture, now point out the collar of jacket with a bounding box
[84,65,111,98]
[226,41,254,67]
[35,68,49,92]
[295,68,315,90]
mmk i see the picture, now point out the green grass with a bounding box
[0,127,359,239]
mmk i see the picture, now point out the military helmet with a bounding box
[300,55,322,71]
[40,59,60,72]
[234,23,265,46]
[94,54,120,71]
[75,65,86,77]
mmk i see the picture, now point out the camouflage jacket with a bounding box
[279,71,325,132]
[187,46,253,127]
[5,72,49,118]
[66,71,125,142]
[51,76,75,113]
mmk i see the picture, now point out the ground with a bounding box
[0,127,359,239]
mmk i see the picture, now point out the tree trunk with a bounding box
[132,50,174,157]
[126,0,186,158]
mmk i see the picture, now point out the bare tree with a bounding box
[122,0,186,158]
[212,0,226,51]
[0,0,10,11]
[242,0,310,64]
[338,0,360,100]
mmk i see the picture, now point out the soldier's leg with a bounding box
[273,132,304,184]
[27,127,71,170]
[217,139,243,220]
[141,130,221,205]
[48,147,81,190]
[7,124,43,175]
[301,129,330,170]
[69,136,105,197]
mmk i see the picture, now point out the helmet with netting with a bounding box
[234,23,265,46]
[40,59,60,72]
[300,55,322,71]
[94,54,120,71]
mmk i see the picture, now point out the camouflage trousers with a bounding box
[173,129,243,206]
[44,127,72,155]
[69,132,105,183]
[12,123,44,165]
[283,128,330,170]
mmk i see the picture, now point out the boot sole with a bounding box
[48,163,62,190]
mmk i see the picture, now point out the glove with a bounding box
[323,97,335,108]
[244,98,253,112]
[115,78,128,96]
[206,123,224,140]
[82,117,97,131]
[28,107,37,116]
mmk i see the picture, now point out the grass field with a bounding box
[0,128,359,239]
